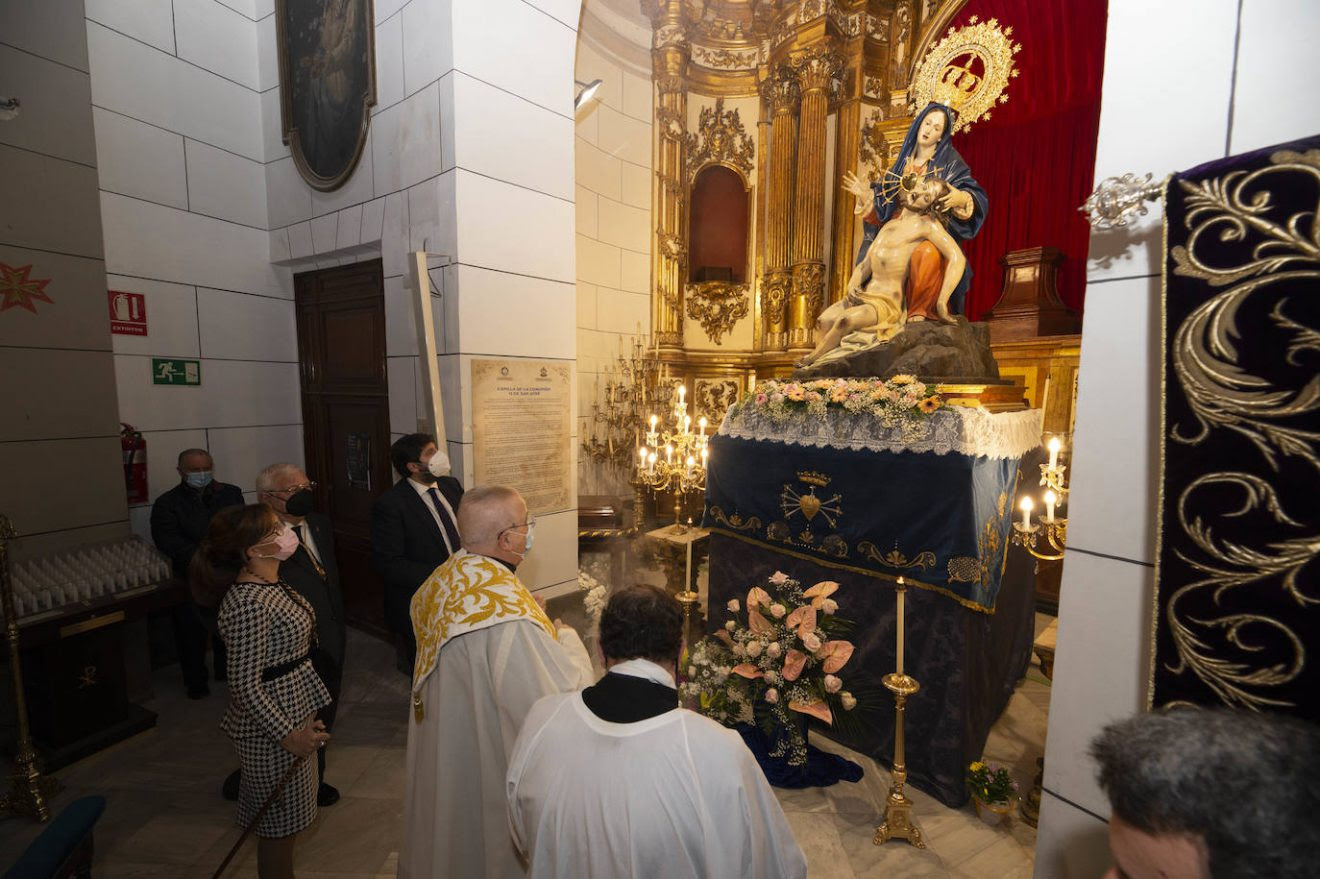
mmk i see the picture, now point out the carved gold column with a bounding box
[830,93,862,308]
[760,66,799,353]
[647,0,691,352]
[788,46,841,351]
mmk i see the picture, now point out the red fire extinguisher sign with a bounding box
[109,290,148,336]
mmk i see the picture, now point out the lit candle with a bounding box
[1044,490,1057,523]
[639,446,648,469]
[683,415,691,434]
[1020,496,1034,530]
[686,455,694,476]
[677,383,685,402]
[701,446,708,465]
[650,414,658,431]
[648,451,656,473]
[1048,436,1062,471]
[896,577,905,676]
[665,445,673,464]
[698,416,707,437]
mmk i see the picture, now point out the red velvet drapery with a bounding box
[942,0,1108,320]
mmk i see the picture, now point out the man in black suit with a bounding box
[370,433,463,674]
[251,461,346,807]
[150,447,244,698]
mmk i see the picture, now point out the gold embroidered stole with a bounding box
[410,550,555,720]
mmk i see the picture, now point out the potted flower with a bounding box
[966,761,1018,825]
[680,571,859,765]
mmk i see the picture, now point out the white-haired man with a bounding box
[400,485,592,879]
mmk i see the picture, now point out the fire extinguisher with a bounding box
[121,422,148,504]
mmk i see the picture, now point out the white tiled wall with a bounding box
[574,23,652,499]
[1035,2,1320,876]
[85,0,302,540]
[0,0,130,554]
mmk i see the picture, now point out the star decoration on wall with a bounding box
[0,262,54,314]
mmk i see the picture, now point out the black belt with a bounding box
[261,651,314,682]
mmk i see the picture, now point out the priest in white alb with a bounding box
[507,585,807,879]
[400,485,593,879]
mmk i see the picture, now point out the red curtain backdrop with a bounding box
[943,0,1108,320]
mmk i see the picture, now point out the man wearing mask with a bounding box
[231,462,346,807]
[151,448,243,698]
[400,485,593,879]
[370,433,463,673]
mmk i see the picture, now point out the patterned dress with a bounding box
[218,580,331,838]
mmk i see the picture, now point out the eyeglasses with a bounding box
[499,517,536,538]
[267,482,317,495]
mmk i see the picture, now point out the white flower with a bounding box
[824,674,842,693]
[688,665,697,678]
[766,642,782,659]
[765,688,779,704]
[770,603,787,619]
[727,599,740,612]
[732,643,746,657]
[764,670,782,686]
[840,691,857,711]
[724,620,736,631]
[746,641,763,658]
[820,598,838,615]
[802,632,822,652]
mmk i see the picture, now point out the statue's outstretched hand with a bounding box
[841,171,872,214]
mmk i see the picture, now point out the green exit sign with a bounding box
[152,358,201,386]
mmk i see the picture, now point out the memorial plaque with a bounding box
[472,359,571,515]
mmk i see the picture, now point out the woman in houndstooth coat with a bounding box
[194,504,331,879]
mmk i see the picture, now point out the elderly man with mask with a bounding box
[151,447,243,699]
[399,485,592,879]
[371,433,463,673]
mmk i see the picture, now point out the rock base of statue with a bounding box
[793,317,1000,382]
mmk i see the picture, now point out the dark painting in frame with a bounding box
[276,0,377,191]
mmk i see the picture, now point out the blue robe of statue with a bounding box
[855,102,987,315]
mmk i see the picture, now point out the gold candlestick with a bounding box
[0,513,60,821]
[875,578,925,849]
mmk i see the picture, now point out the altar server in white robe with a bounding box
[400,485,593,879]
[508,584,807,879]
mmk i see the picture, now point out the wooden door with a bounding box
[295,259,392,636]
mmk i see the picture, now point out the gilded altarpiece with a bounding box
[642,0,968,428]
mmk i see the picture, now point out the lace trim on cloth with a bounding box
[719,406,1042,460]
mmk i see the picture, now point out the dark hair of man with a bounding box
[177,447,211,467]
[390,432,435,478]
[598,585,684,666]
[1091,707,1320,879]
[190,503,281,607]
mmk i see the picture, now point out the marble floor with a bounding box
[0,618,1053,878]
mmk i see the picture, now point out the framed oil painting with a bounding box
[276,0,377,191]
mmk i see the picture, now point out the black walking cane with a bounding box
[212,756,306,879]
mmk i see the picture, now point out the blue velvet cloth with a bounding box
[3,795,105,879]
[855,102,988,315]
[735,716,865,789]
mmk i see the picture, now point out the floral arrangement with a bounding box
[680,571,858,764]
[577,568,609,631]
[966,760,1019,805]
[735,375,944,426]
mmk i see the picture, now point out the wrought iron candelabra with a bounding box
[637,380,709,532]
[1011,436,1069,560]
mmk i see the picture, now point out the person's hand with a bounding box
[281,719,329,758]
[841,171,872,214]
[937,186,973,216]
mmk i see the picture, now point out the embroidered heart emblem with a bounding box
[799,494,822,520]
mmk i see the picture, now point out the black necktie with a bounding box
[427,487,461,554]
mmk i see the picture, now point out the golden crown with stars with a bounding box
[909,16,1021,135]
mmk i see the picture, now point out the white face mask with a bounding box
[427,448,451,477]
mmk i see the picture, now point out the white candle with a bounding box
[648,451,656,473]
[1044,490,1057,523]
[649,414,658,430]
[1048,437,1062,471]
[698,416,707,437]
[685,538,692,592]
[639,447,648,469]
[1020,496,1034,530]
[665,445,673,463]
[896,578,905,676]
[678,384,685,402]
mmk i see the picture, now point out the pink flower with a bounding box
[765,688,780,704]
[824,674,842,693]
[819,640,855,674]
[782,649,807,682]
[755,393,767,404]
[747,586,772,607]
[727,599,740,612]
[786,605,817,636]
[768,571,789,585]
[806,391,822,403]
[770,392,784,404]
[746,640,763,659]
[802,631,822,652]
[820,598,838,614]
[766,642,782,659]
[770,603,787,619]
[840,692,857,710]
[789,698,833,724]
[731,663,762,679]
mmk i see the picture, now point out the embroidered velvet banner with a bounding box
[703,408,1039,612]
[1153,135,1320,719]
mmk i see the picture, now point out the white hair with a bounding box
[457,485,524,549]
[255,462,305,492]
